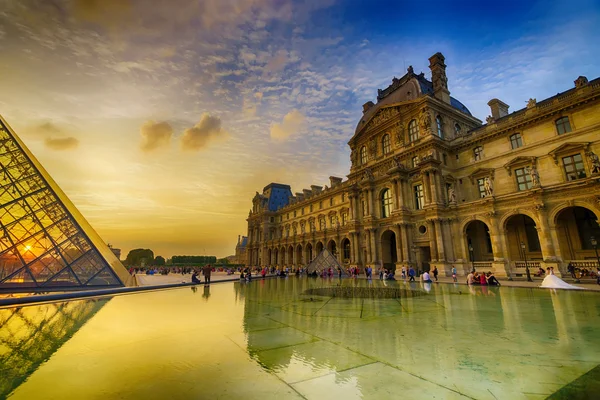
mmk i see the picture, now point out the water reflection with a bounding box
[0,298,109,398]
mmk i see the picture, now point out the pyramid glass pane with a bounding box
[0,116,131,291]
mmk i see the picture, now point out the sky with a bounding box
[0,0,599,259]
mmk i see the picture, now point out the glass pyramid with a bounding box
[0,115,132,291]
[306,249,347,276]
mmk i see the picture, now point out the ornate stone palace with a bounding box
[245,52,600,277]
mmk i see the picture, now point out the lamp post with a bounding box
[468,243,474,273]
[521,242,532,282]
[591,236,599,269]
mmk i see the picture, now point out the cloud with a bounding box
[140,121,173,152]
[44,137,79,150]
[270,110,306,142]
[180,113,228,151]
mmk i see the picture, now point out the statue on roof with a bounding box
[407,65,414,74]
[485,116,494,124]
[527,98,537,109]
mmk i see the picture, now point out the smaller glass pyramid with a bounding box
[0,115,131,291]
[306,249,347,276]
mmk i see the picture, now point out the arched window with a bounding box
[382,134,391,155]
[510,133,523,149]
[343,239,351,260]
[454,123,461,136]
[360,146,368,164]
[555,116,572,135]
[436,115,444,138]
[381,189,392,218]
[408,119,419,142]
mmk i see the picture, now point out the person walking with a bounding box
[451,266,457,282]
[379,268,384,280]
[202,264,212,285]
[408,266,416,282]
[432,266,439,282]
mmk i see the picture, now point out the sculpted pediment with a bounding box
[548,142,591,164]
[503,156,536,175]
[468,168,495,184]
[362,106,401,133]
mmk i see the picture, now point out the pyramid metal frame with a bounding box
[0,115,132,291]
[306,249,348,276]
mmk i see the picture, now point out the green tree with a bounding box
[125,248,155,267]
[154,256,166,266]
[217,258,229,264]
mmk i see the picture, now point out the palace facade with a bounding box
[246,52,600,277]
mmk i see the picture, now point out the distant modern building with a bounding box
[0,116,133,291]
[246,52,600,277]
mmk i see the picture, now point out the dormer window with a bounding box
[473,146,483,161]
[360,146,368,164]
[409,119,419,142]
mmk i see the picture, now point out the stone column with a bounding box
[423,173,432,204]
[391,178,398,211]
[536,207,557,261]
[365,229,372,264]
[393,224,403,262]
[436,172,445,204]
[434,218,446,261]
[367,189,375,217]
[428,219,438,261]
[429,171,438,204]
[398,179,406,210]
[488,213,510,277]
[443,219,455,261]
[400,224,410,262]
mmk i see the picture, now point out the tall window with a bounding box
[293,210,296,217]
[382,134,391,154]
[310,204,313,212]
[381,189,392,218]
[436,115,444,138]
[555,116,572,135]
[330,215,336,227]
[330,197,334,207]
[360,146,368,164]
[341,213,348,225]
[301,208,305,215]
[361,199,367,216]
[343,240,351,260]
[412,156,418,168]
[562,154,586,181]
[293,226,297,235]
[510,133,523,149]
[524,217,541,252]
[454,123,461,136]
[409,119,419,142]
[319,201,323,209]
[473,146,483,161]
[319,219,325,230]
[477,178,487,198]
[341,193,345,202]
[515,167,533,191]
[414,184,424,210]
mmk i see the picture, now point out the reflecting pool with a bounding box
[1,278,600,399]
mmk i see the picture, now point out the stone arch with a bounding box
[316,241,324,253]
[273,248,279,265]
[504,214,542,263]
[296,244,303,266]
[549,201,600,227]
[460,215,492,235]
[305,242,313,263]
[288,245,294,265]
[464,219,494,262]
[500,209,541,231]
[279,246,286,265]
[553,205,600,262]
[380,229,398,270]
[327,239,337,257]
[267,248,272,266]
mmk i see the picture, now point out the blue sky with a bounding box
[0,0,599,258]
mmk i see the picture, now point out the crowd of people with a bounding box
[466,271,501,286]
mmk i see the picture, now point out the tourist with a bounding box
[567,262,576,278]
[401,266,406,279]
[432,266,439,282]
[261,267,266,279]
[451,266,457,282]
[202,264,212,284]
[422,270,433,283]
[479,272,487,285]
[487,272,500,286]
[379,268,384,280]
[550,267,555,275]
[408,266,416,282]
[386,271,396,280]
[467,271,475,285]
[538,267,546,277]
[192,270,201,284]
[383,269,388,280]
[366,266,372,279]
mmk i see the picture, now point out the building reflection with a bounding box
[0,298,109,398]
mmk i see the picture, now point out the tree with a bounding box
[125,248,155,267]
[154,256,166,266]
[217,258,229,265]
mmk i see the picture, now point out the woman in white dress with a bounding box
[540,269,583,290]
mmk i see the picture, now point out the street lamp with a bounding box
[468,243,474,273]
[591,236,600,269]
[521,242,532,282]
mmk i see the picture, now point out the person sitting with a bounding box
[386,272,396,280]
[467,272,475,285]
[487,272,500,286]
[422,271,433,283]
[536,267,545,277]
[192,271,201,284]
[479,272,487,285]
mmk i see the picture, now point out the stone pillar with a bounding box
[435,172,445,204]
[434,219,446,261]
[393,224,403,263]
[536,207,557,261]
[443,219,455,261]
[368,189,375,217]
[365,229,372,264]
[400,224,410,262]
[429,171,438,204]
[488,214,510,277]
[423,173,432,204]
[398,179,406,210]
[370,229,378,264]
[391,178,399,211]
[427,219,438,261]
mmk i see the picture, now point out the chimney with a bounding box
[310,185,323,194]
[295,192,305,202]
[363,101,375,113]
[303,189,312,198]
[428,52,451,104]
[487,99,509,120]
[329,176,343,188]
